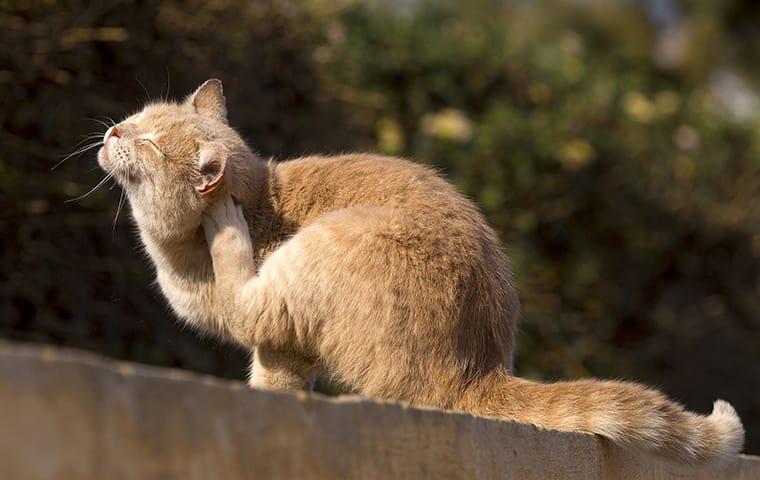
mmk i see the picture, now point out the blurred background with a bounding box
[1,0,758,453]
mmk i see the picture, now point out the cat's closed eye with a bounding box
[136,137,165,157]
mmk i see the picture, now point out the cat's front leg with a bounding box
[202,195,256,316]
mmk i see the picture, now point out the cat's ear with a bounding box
[186,79,227,124]
[195,141,229,194]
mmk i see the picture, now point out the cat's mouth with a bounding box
[98,145,138,188]
[97,129,131,180]
[97,143,120,177]
[96,145,110,169]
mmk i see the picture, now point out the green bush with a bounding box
[315,0,759,378]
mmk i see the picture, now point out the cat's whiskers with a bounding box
[87,117,113,130]
[65,172,114,203]
[61,133,103,156]
[112,184,128,238]
[76,133,106,144]
[52,140,104,170]
[164,67,171,102]
[136,77,151,104]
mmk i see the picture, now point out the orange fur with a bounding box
[98,79,744,463]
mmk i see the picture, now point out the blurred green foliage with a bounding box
[1,0,758,452]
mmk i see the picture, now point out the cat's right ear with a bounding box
[186,79,227,124]
[196,141,229,195]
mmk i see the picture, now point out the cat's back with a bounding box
[275,153,486,229]
[271,153,511,295]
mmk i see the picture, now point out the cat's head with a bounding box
[98,79,255,241]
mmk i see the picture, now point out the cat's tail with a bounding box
[459,371,744,463]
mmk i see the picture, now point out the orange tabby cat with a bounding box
[98,79,744,463]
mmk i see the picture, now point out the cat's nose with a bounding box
[105,123,137,142]
[105,126,120,141]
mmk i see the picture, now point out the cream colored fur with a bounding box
[98,79,744,463]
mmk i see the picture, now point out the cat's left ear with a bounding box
[195,141,229,194]
[186,79,227,124]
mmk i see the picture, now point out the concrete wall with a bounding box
[0,342,757,480]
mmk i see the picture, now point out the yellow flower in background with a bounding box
[622,91,656,123]
[559,30,584,56]
[376,117,405,154]
[655,90,681,116]
[25,199,49,215]
[558,139,595,171]
[561,57,584,83]
[420,109,473,143]
[528,83,552,104]
[674,154,696,182]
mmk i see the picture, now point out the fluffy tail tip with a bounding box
[707,399,745,459]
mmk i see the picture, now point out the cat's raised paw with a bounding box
[201,195,251,256]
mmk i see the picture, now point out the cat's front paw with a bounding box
[202,195,253,264]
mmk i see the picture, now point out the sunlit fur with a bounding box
[99,80,744,464]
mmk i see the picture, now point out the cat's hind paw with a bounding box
[202,195,253,263]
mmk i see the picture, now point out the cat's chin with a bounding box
[97,147,133,186]
[97,146,113,173]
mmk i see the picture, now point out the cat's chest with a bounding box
[145,229,285,336]
[156,270,213,319]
